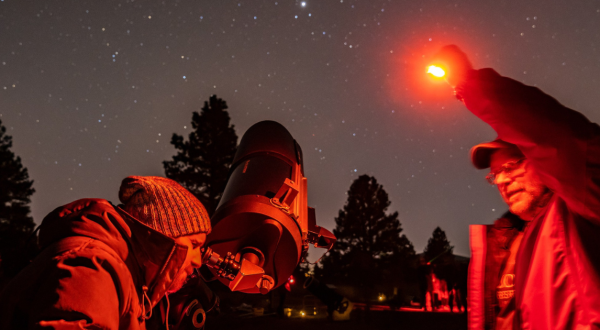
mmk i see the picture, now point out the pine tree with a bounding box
[423,227,455,284]
[423,227,454,265]
[0,119,36,278]
[317,175,415,285]
[163,95,238,215]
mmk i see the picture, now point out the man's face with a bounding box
[167,233,206,294]
[489,149,550,221]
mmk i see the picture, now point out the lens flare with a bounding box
[427,65,445,78]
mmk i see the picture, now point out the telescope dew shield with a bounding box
[204,120,335,294]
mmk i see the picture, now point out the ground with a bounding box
[206,310,467,330]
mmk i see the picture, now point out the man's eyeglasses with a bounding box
[485,159,525,185]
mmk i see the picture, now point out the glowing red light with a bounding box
[427,65,445,78]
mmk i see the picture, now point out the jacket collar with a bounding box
[493,211,526,230]
[489,211,526,251]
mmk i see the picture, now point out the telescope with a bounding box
[201,120,336,294]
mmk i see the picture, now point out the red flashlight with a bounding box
[427,65,446,78]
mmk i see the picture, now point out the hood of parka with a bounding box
[38,198,189,309]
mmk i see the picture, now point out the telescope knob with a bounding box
[259,276,274,295]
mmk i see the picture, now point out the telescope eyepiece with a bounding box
[201,247,241,280]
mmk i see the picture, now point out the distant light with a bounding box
[183,75,186,79]
[301,2,306,7]
[427,65,445,78]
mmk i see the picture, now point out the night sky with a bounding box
[2,0,600,257]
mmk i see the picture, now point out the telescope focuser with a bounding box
[201,247,240,281]
[201,247,274,294]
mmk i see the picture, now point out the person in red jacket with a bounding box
[0,176,211,329]
[433,45,600,329]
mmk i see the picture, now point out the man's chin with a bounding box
[509,200,535,220]
[167,274,191,294]
[167,282,184,294]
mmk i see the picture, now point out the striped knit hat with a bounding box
[119,176,211,237]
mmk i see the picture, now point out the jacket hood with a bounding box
[38,198,189,308]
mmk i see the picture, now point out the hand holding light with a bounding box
[428,45,473,89]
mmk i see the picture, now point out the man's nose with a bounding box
[495,171,512,185]
[191,250,203,268]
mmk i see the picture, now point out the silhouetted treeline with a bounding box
[0,96,469,307]
[0,119,38,288]
[314,175,467,307]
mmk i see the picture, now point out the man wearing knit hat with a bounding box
[0,176,212,329]
[432,45,600,329]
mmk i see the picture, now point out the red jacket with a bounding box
[464,69,600,329]
[469,212,525,330]
[0,198,190,329]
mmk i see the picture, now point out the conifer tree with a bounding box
[423,227,454,265]
[163,95,238,215]
[317,175,415,285]
[0,119,36,278]
[423,227,455,284]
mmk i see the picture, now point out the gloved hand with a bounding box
[431,45,473,89]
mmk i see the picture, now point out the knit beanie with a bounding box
[119,176,211,238]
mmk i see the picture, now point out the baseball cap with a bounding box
[470,139,521,169]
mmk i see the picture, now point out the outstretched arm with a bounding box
[436,45,600,223]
